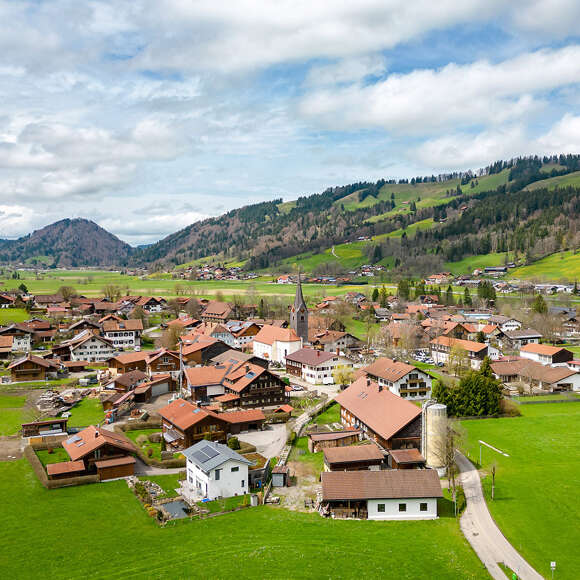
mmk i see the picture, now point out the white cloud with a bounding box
[511,0,580,38]
[537,114,580,154]
[305,56,386,87]
[299,46,580,134]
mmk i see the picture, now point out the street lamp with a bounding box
[550,561,556,580]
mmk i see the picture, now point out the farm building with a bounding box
[308,429,361,453]
[323,443,384,472]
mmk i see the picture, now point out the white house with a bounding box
[253,325,302,364]
[56,330,115,362]
[489,316,522,333]
[321,469,443,520]
[520,343,573,366]
[181,440,252,502]
[358,357,432,400]
[0,324,33,352]
[285,348,353,385]
[430,336,488,370]
[102,319,143,350]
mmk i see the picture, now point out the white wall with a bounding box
[207,458,248,500]
[367,497,438,520]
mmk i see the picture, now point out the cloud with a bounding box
[299,46,580,134]
[305,56,386,87]
[510,0,580,38]
[537,114,580,154]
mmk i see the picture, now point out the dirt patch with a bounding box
[0,437,24,461]
[274,460,321,512]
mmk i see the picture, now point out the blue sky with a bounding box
[0,0,579,245]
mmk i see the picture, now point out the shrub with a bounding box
[227,437,240,450]
[500,398,521,417]
[148,432,162,443]
[136,435,149,446]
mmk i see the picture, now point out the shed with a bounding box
[95,456,136,480]
[46,460,86,480]
[21,418,68,438]
[271,465,289,487]
[388,448,426,469]
[323,443,384,472]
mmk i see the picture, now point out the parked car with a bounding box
[292,385,304,391]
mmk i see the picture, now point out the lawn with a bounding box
[444,253,509,275]
[198,494,250,513]
[67,397,105,428]
[313,402,340,425]
[288,436,324,472]
[0,308,32,324]
[0,393,33,436]
[141,473,184,498]
[35,447,70,466]
[0,459,487,579]
[126,428,163,460]
[510,250,580,281]
[460,402,580,580]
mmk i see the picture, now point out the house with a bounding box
[33,293,65,309]
[308,329,361,352]
[224,320,262,348]
[388,448,427,469]
[180,335,230,365]
[8,354,60,382]
[320,469,443,520]
[502,328,543,350]
[358,358,432,400]
[104,370,148,392]
[488,315,522,332]
[0,294,15,308]
[430,336,488,369]
[108,351,149,375]
[167,316,201,332]
[335,377,423,450]
[67,318,102,334]
[308,429,361,453]
[159,399,229,448]
[253,325,302,364]
[134,296,166,313]
[146,349,181,377]
[491,359,580,392]
[62,426,137,474]
[102,319,143,350]
[133,374,176,402]
[323,443,384,471]
[21,417,68,439]
[520,344,573,366]
[0,336,13,358]
[211,349,269,369]
[181,440,252,502]
[201,301,233,323]
[285,348,353,385]
[0,324,34,352]
[53,330,115,362]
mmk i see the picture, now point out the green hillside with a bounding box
[523,170,580,191]
[444,253,510,275]
[510,250,580,281]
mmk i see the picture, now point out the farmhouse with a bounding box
[180,335,230,365]
[201,301,233,323]
[104,370,148,393]
[8,354,60,382]
[308,329,361,352]
[320,469,443,520]
[502,328,543,350]
[147,349,181,376]
[53,330,115,362]
[308,429,361,453]
[323,443,384,472]
[253,324,302,364]
[335,377,422,450]
[0,324,34,352]
[181,440,252,502]
[357,357,431,400]
[520,343,573,366]
[491,359,580,392]
[101,318,143,350]
[285,348,353,385]
[430,336,488,369]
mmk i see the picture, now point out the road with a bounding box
[456,452,544,580]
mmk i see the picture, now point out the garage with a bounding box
[95,456,136,481]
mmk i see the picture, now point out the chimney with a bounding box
[366,376,371,387]
[245,365,250,372]
[317,350,320,357]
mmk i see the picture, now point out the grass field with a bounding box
[312,402,340,425]
[0,459,487,579]
[126,428,163,460]
[444,253,509,275]
[460,402,580,580]
[0,393,32,436]
[35,447,70,466]
[0,308,31,324]
[510,250,580,281]
[524,170,580,191]
[67,397,104,428]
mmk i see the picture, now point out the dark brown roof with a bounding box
[361,357,421,382]
[321,469,443,501]
[323,443,384,465]
[309,429,360,442]
[94,456,136,468]
[46,460,86,476]
[389,448,426,464]
[285,348,337,366]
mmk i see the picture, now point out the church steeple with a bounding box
[290,271,308,344]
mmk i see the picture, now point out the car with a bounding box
[292,385,304,391]
[436,362,444,367]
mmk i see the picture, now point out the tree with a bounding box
[445,285,454,306]
[477,280,496,304]
[397,279,410,301]
[186,299,201,319]
[58,286,77,301]
[379,285,389,308]
[159,326,184,350]
[463,286,472,306]
[18,283,28,294]
[449,345,468,376]
[167,299,181,318]
[372,245,383,263]
[333,367,354,389]
[476,330,485,343]
[531,293,548,314]
[102,284,122,302]
[371,288,379,302]
[413,280,426,301]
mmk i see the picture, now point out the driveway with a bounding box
[239,423,287,459]
[456,452,544,580]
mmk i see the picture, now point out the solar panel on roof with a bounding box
[201,446,219,459]
[192,451,208,463]
[245,371,256,379]
[66,435,81,445]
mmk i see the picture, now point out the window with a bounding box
[377,503,385,513]
[231,466,239,473]
[241,480,245,487]
[420,502,428,512]
[214,469,221,481]
[398,503,406,512]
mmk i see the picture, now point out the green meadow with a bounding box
[510,250,580,281]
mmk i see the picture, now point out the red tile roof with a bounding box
[63,426,136,461]
[254,324,300,345]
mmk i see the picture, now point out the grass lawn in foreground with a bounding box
[35,447,70,466]
[126,428,163,460]
[460,402,580,580]
[313,402,340,425]
[0,393,33,436]
[140,473,184,498]
[0,459,487,579]
[66,397,105,428]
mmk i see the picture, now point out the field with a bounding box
[0,393,32,436]
[524,170,580,191]
[66,397,105,428]
[0,308,31,324]
[0,459,487,579]
[126,428,164,460]
[460,402,580,580]
[510,250,580,281]
[312,402,341,425]
[379,218,436,239]
[443,253,509,275]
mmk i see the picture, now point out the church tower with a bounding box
[290,272,308,344]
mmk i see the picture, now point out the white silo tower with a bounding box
[422,402,447,475]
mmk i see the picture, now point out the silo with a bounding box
[423,403,447,474]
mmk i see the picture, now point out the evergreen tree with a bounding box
[476,330,485,343]
[379,285,389,308]
[463,286,472,306]
[531,293,548,314]
[445,285,454,305]
[397,279,410,301]
[372,288,379,302]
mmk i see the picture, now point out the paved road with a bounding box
[133,458,185,476]
[456,452,544,580]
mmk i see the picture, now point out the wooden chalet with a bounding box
[8,354,60,382]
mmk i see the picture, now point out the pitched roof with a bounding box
[491,359,577,384]
[335,376,422,442]
[223,362,268,393]
[219,409,265,424]
[430,335,488,352]
[321,469,443,501]
[46,460,86,476]
[102,319,144,332]
[361,357,419,382]
[62,426,136,461]
[111,370,148,389]
[309,429,360,442]
[185,365,229,387]
[504,328,542,339]
[285,348,336,366]
[182,440,252,471]
[254,324,300,345]
[520,343,568,356]
[388,448,426,464]
[159,398,225,431]
[323,443,384,465]
[202,301,233,317]
[109,351,149,365]
[8,353,59,370]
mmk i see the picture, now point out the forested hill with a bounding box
[0,218,133,267]
[136,154,580,274]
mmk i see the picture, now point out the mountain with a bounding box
[0,218,133,267]
[136,154,580,277]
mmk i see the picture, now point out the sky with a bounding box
[1,1,580,246]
